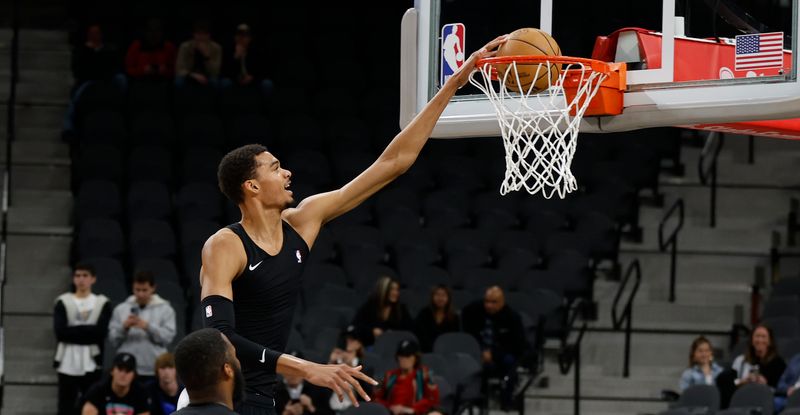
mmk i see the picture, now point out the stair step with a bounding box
[6,234,72,280]
[8,189,73,231]
[12,164,70,191]
[1,384,59,415]
[524,395,668,415]
[2,315,58,384]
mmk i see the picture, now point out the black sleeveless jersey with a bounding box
[226,221,309,398]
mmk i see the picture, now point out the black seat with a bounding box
[128,145,173,185]
[176,182,223,222]
[127,181,171,222]
[179,114,225,149]
[76,180,121,223]
[672,384,720,414]
[228,113,272,149]
[129,111,175,148]
[181,146,223,185]
[81,256,126,284]
[75,144,124,186]
[378,207,424,245]
[762,316,800,340]
[174,82,217,115]
[127,81,170,114]
[78,219,125,259]
[433,332,481,363]
[718,383,773,415]
[763,296,800,319]
[81,110,127,148]
[129,219,176,263]
[134,258,182,286]
[373,330,419,358]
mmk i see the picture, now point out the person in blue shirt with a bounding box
[679,336,723,391]
[775,353,800,412]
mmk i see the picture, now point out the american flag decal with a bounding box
[735,32,784,71]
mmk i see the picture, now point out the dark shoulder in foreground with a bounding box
[174,403,239,415]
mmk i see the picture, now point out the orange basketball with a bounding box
[494,28,562,93]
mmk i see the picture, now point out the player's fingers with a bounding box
[487,34,509,50]
[349,367,379,386]
[330,381,344,403]
[344,382,361,408]
[341,371,372,402]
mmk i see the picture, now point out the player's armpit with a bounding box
[199,229,246,300]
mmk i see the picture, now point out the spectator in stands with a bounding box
[71,23,121,91]
[462,285,527,411]
[108,271,177,384]
[327,325,372,413]
[678,336,723,391]
[54,263,113,415]
[718,324,787,408]
[374,340,439,415]
[731,325,786,387]
[173,328,243,414]
[125,18,177,81]
[147,352,182,415]
[81,352,150,415]
[276,350,333,415]
[352,276,413,345]
[221,23,273,97]
[413,285,460,353]
[176,20,222,87]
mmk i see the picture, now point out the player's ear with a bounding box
[244,180,259,194]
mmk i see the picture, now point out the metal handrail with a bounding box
[698,131,724,227]
[558,302,588,415]
[611,260,642,378]
[658,198,685,302]
[0,0,19,396]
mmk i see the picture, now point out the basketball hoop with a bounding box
[469,55,625,199]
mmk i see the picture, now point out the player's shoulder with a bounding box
[202,227,244,255]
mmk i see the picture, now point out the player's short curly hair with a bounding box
[217,144,268,204]
[175,328,230,394]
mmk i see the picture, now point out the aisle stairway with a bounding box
[0,28,73,415]
[525,134,799,414]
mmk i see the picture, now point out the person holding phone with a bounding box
[109,271,177,385]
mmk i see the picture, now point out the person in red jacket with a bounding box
[374,340,439,415]
[125,18,176,81]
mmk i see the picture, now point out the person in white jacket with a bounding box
[109,271,176,384]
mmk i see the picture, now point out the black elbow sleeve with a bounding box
[201,295,283,373]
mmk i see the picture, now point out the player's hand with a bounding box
[448,34,508,89]
[304,363,377,407]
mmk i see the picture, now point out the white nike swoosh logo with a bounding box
[249,261,263,271]
[259,349,266,363]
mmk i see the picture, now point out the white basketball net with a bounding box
[469,59,608,199]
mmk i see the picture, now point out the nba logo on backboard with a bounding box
[440,23,465,86]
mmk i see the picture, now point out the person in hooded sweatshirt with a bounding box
[109,271,176,385]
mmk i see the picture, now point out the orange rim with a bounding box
[476,55,615,74]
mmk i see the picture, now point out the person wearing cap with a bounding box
[221,23,270,92]
[276,351,333,415]
[173,328,244,414]
[374,340,439,415]
[81,353,151,415]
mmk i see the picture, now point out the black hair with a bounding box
[175,328,230,395]
[132,271,156,286]
[74,263,96,276]
[193,19,211,34]
[218,144,268,204]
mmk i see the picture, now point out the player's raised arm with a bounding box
[284,36,507,233]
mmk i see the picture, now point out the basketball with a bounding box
[494,28,562,93]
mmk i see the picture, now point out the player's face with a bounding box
[251,152,293,209]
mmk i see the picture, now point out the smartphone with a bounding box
[130,307,139,316]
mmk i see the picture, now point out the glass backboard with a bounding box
[400,0,800,138]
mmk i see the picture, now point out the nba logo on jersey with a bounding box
[205,305,213,318]
[440,23,465,86]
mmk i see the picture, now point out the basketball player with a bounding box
[174,328,243,414]
[201,35,508,415]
